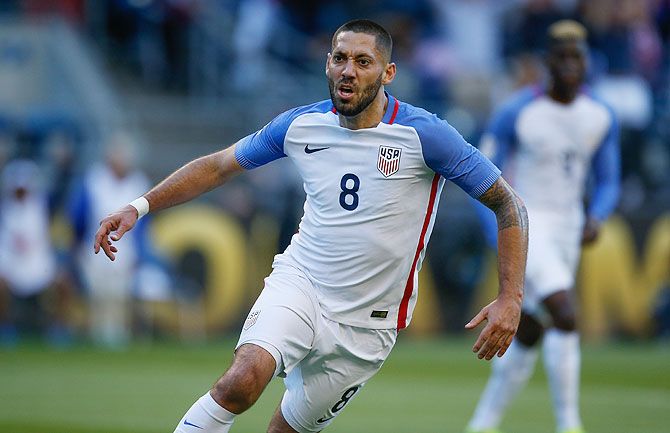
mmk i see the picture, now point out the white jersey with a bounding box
[480,86,620,228]
[235,94,500,329]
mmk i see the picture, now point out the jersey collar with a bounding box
[381,92,400,125]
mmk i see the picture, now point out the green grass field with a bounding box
[1,337,668,433]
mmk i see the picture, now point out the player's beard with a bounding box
[328,73,383,117]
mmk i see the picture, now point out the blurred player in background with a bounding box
[95,19,528,433]
[466,20,620,433]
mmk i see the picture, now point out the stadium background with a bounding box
[0,1,668,432]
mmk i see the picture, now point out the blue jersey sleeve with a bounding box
[588,110,621,221]
[234,101,332,169]
[411,112,500,198]
[234,112,291,169]
[482,87,538,168]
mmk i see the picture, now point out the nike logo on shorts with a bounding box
[316,415,334,424]
[304,144,330,154]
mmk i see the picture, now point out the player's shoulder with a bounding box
[391,99,455,140]
[392,99,440,127]
[579,86,617,120]
[497,85,543,115]
[278,99,334,124]
[262,99,334,138]
[391,98,468,149]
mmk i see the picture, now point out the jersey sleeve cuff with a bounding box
[234,138,260,169]
[469,170,501,198]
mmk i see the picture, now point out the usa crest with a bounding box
[377,145,401,177]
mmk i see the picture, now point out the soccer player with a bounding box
[94,19,528,433]
[465,20,620,433]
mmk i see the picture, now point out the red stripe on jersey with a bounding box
[331,106,337,113]
[397,174,440,330]
[388,99,400,124]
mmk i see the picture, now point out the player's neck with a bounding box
[547,82,580,104]
[339,91,388,130]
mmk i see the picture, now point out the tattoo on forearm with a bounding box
[479,178,528,232]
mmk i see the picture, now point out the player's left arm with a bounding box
[583,116,621,244]
[417,114,527,360]
[466,176,528,360]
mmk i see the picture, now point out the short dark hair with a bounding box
[331,19,393,63]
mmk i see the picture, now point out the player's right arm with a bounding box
[94,145,244,261]
[94,103,310,261]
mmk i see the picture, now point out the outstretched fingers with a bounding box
[465,308,487,330]
[472,325,510,360]
[466,301,519,360]
[497,333,515,358]
[480,329,506,360]
[94,221,112,257]
[94,220,121,260]
[467,308,490,357]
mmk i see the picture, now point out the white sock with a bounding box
[543,329,582,432]
[173,392,236,433]
[468,340,539,430]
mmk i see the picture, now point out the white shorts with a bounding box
[236,264,397,433]
[523,210,582,313]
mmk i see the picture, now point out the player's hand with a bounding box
[93,205,139,261]
[581,217,600,245]
[465,295,521,360]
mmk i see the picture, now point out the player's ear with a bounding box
[325,53,332,77]
[382,62,396,85]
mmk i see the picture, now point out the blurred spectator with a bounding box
[0,159,72,347]
[578,0,660,212]
[427,0,514,129]
[68,132,152,348]
[103,0,197,90]
[502,0,573,58]
[431,0,508,77]
[582,0,657,128]
[41,128,78,217]
[231,0,280,92]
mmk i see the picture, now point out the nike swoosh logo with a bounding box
[304,144,330,154]
[316,415,334,424]
[183,419,204,429]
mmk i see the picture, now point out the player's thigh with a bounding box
[280,319,396,433]
[236,268,319,377]
[524,218,580,312]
